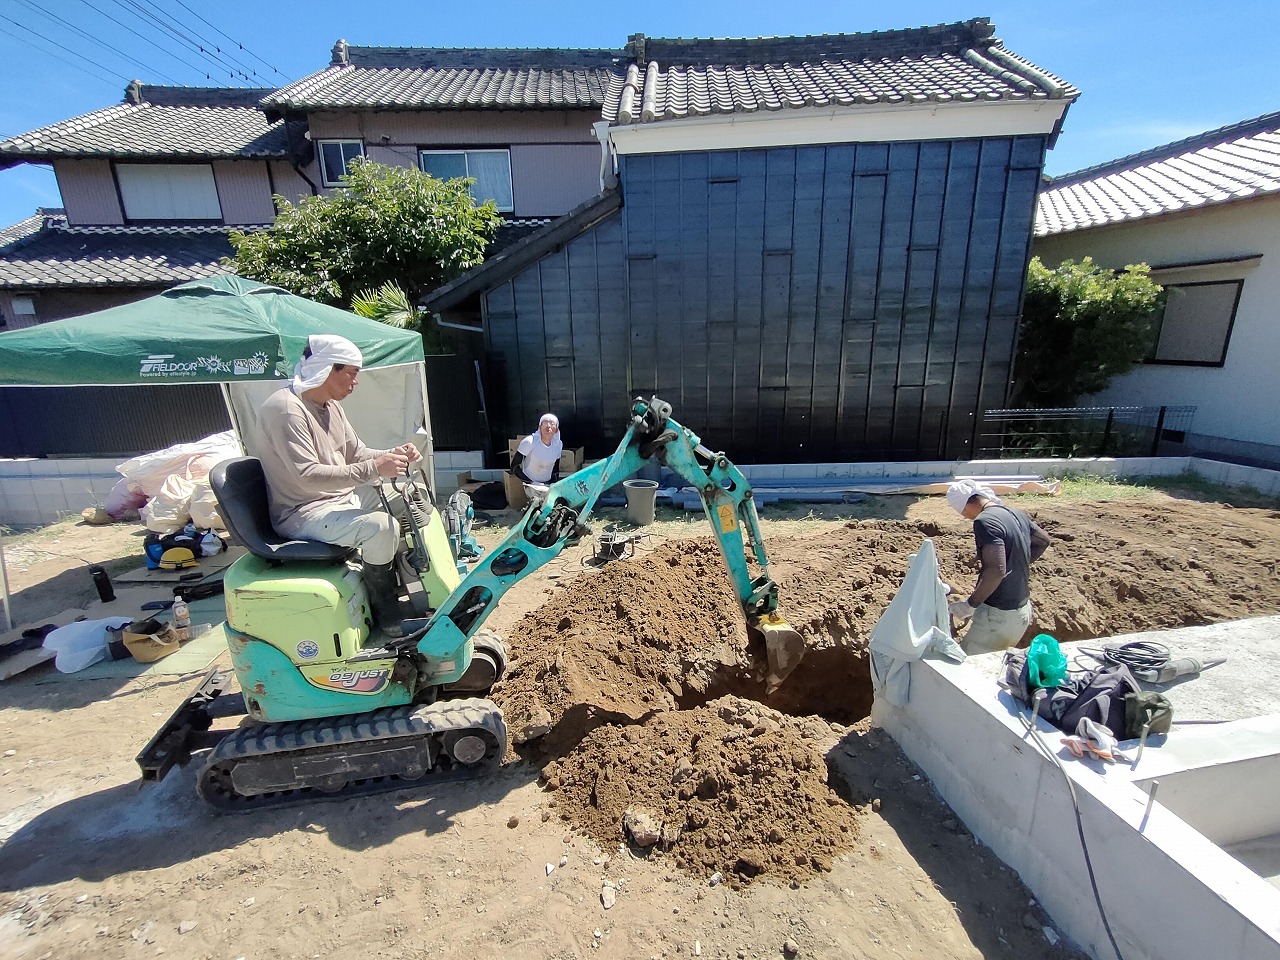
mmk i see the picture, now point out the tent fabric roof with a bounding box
[0,274,423,387]
[1036,110,1280,236]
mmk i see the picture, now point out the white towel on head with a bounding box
[292,335,363,393]
[945,478,1002,515]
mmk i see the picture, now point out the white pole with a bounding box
[416,361,437,501]
[220,382,248,454]
[0,531,13,633]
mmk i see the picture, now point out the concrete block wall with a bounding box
[3,452,1277,528]
[0,458,122,528]
[0,452,491,528]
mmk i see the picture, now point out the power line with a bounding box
[0,13,125,86]
[113,0,253,83]
[165,0,283,77]
[16,0,181,85]
[77,0,216,81]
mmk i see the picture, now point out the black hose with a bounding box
[1076,640,1170,673]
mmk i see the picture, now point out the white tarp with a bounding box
[868,538,966,705]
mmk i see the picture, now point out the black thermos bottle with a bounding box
[89,565,115,603]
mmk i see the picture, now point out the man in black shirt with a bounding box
[945,480,1052,653]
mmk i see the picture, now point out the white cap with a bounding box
[946,479,1001,515]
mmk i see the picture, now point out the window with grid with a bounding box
[1148,280,1243,366]
[419,149,513,212]
[317,140,365,187]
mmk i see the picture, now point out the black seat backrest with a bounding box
[210,457,349,564]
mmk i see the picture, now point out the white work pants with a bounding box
[278,487,401,565]
[961,600,1033,654]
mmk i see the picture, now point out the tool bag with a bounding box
[1002,650,1170,741]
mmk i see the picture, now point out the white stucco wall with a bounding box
[1033,194,1280,451]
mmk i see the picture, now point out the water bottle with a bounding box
[172,597,191,643]
[88,565,115,603]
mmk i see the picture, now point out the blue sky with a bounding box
[1,0,1277,228]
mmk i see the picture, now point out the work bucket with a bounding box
[623,479,659,526]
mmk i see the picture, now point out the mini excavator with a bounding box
[138,397,805,812]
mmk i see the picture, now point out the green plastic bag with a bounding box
[1027,633,1067,689]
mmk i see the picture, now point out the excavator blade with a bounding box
[749,612,805,693]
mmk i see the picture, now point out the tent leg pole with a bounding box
[220,383,247,454]
[416,363,436,501]
[0,532,13,633]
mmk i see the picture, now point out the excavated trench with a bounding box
[488,530,919,887]
[488,498,1280,886]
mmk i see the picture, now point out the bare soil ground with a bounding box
[2,480,1279,960]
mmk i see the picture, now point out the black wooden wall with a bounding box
[484,136,1045,462]
[0,384,232,458]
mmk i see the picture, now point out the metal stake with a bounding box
[1139,779,1159,833]
[1131,722,1151,770]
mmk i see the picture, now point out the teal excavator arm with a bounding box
[399,396,804,691]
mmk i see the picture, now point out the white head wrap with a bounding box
[946,479,1002,515]
[539,413,559,429]
[292,334,363,393]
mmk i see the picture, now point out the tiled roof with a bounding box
[0,211,256,288]
[0,210,53,249]
[423,190,623,315]
[605,19,1077,124]
[1036,111,1280,236]
[0,85,302,169]
[262,40,623,114]
[488,217,555,255]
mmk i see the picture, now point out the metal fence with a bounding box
[975,405,1197,460]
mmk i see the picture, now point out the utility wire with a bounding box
[166,0,283,76]
[16,0,180,85]
[141,0,266,82]
[77,0,213,82]
[0,14,124,86]
[113,0,252,82]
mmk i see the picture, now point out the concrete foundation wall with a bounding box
[873,654,1280,960]
[1138,754,1280,846]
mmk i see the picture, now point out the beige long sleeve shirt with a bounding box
[257,386,387,530]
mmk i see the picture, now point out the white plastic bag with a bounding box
[144,473,197,534]
[42,617,133,673]
[117,431,240,497]
[188,480,224,531]
[103,477,148,520]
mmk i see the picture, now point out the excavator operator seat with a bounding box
[211,457,350,565]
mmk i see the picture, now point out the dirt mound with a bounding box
[492,494,1280,887]
[542,696,858,889]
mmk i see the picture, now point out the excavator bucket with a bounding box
[748,612,805,693]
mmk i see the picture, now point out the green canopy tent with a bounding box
[0,276,436,630]
[0,274,424,385]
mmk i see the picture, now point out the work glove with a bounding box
[948,599,976,621]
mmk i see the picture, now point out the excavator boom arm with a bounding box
[409,397,802,688]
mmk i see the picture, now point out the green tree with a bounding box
[350,280,451,354]
[1012,256,1164,407]
[225,159,502,310]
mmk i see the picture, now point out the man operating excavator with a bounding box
[256,334,419,636]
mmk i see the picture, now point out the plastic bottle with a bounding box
[172,597,191,643]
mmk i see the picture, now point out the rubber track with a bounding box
[197,698,506,813]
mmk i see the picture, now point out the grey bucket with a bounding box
[623,479,659,526]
